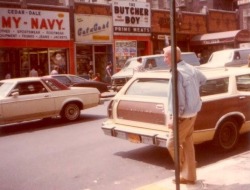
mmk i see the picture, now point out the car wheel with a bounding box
[213,118,239,152]
[61,103,80,121]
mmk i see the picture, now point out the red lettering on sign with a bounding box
[47,19,55,29]
[40,19,48,29]
[13,17,21,28]
[56,20,63,30]
[2,16,11,28]
[1,16,21,28]
[31,18,39,29]
[31,18,63,30]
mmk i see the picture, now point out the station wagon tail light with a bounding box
[107,100,114,118]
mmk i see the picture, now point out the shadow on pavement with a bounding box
[0,113,106,137]
[115,132,250,170]
[150,179,250,190]
[200,181,250,190]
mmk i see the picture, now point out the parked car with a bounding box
[0,77,100,125]
[47,74,109,93]
[201,48,250,68]
[111,52,200,91]
[102,67,250,151]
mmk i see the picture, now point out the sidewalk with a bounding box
[135,150,250,190]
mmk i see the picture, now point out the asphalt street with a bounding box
[0,99,250,190]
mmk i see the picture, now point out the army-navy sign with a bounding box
[0,8,70,40]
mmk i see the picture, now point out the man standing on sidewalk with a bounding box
[163,46,206,184]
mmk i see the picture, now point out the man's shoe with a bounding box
[172,178,195,185]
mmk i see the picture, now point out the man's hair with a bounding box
[163,46,181,60]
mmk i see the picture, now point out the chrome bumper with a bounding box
[101,123,168,148]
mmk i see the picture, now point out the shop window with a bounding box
[49,49,68,74]
[38,50,49,76]
[0,49,11,79]
[20,49,30,77]
[0,49,9,63]
[137,41,147,56]
[94,46,107,52]
[20,48,50,77]
[76,45,93,78]
[1,48,67,79]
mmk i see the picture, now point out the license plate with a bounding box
[128,134,141,143]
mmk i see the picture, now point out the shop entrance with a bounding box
[76,44,113,82]
[0,48,69,79]
[94,45,113,82]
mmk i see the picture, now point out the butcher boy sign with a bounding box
[112,0,151,34]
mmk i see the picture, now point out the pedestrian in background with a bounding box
[92,73,101,81]
[105,61,112,84]
[88,70,94,80]
[163,46,206,185]
[29,66,38,77]
[197,53,205,64]
[50,65,59,75]
[133,57,144,72]
[5,72,11,79]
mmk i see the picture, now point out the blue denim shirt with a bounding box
[168,61,207,118]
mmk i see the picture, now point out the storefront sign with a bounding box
[236,30,250,41]
[75,14,112,43]
[202,39,225,45]
[112,0,151,34]
[0,8,70,40]
[74,0,89,2]
[238,0,250,5]
[115,41,137,57]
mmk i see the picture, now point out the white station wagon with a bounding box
[102,67,250,151]
[0,77,100,125]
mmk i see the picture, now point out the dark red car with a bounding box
[48,74,109,93]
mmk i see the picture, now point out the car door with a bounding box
[1,81,56,124]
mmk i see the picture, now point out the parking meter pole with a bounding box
[170,0,180,190]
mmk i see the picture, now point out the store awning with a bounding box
[190,30,250,46]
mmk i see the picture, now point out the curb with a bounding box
[134,151,250,190]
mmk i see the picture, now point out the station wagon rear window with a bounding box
[125,78,169,97]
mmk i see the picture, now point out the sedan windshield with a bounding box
[123,58,137,69]
[207,51,233,65]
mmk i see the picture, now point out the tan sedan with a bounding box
[0,77,100,125]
